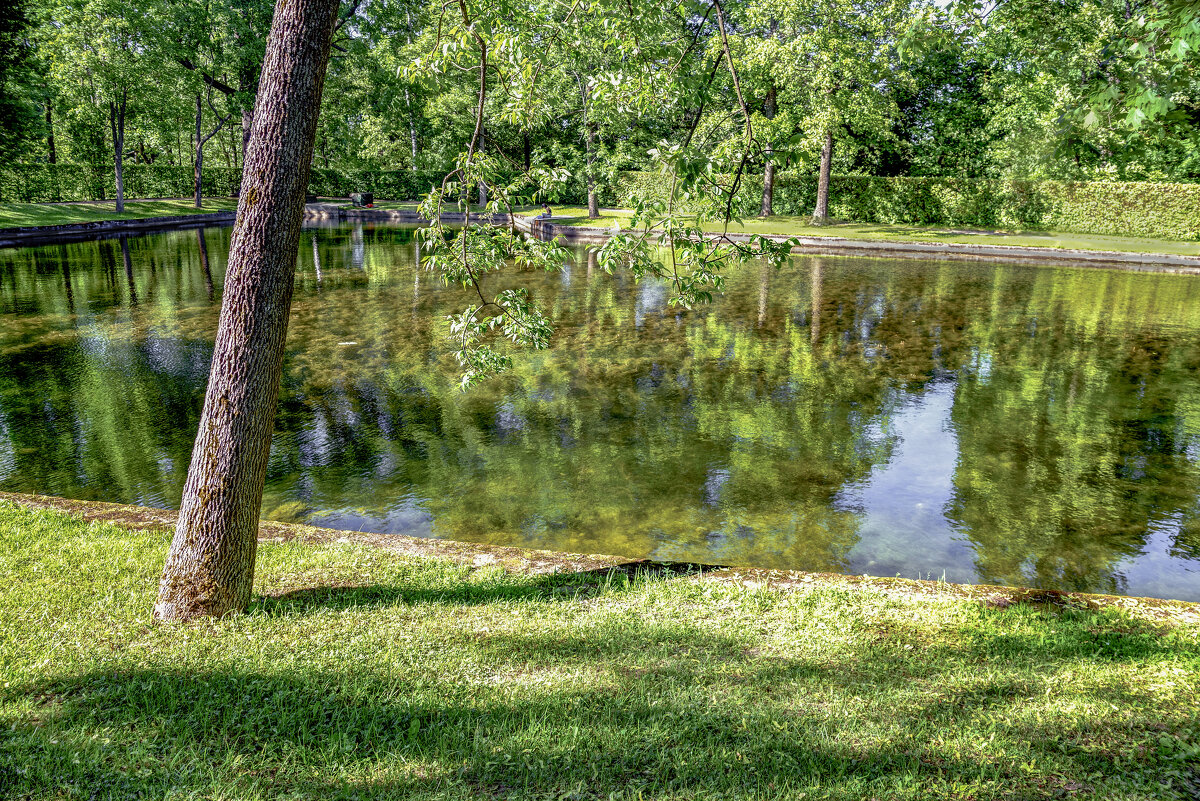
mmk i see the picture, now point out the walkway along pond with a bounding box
[2,221,1199,601]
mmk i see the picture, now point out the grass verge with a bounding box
[0,199,239,229]
[2,499,1198,800]
[530,207,1200,257]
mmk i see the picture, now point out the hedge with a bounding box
[0,164,244,203]
[0,164,447,205]
[4,163,1198,240]
[609,171,1200,241]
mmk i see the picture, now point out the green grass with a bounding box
[2,500,1198,800]
[531,207,1200,257]
[0,199,239,229]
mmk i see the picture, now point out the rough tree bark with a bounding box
[813,128,833,223]
[155,0,341,622]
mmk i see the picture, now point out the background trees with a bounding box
[1,0,1193,195]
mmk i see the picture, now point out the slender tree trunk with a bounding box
[45,102,56,164]
[108,90,127,213]
[585,121,598,219]
[195,95,234,208]
[405,90,419,171]
[523,132,531,171]
[241,107,254,162]
[155,0,341,623]
[813,128,833,223]
[760,84,777,217]
[403,5,419,172]
[576,73,599,219]
[477,134,487,207]
[194,95,204,208]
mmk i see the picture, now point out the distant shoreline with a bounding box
[4,201,1200,273]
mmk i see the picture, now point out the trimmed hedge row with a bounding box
[0,164,243,203]
[306,168,451,200]
[0,164,448,204]
[610,172,1200,241]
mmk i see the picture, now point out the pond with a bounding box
[2,222,1199,601]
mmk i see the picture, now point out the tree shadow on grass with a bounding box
[3,579,1196,801]
[253,559,716,614]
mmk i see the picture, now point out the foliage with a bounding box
[0,163,241,202]
[613,170,1200,240]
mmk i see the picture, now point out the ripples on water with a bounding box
[2,222,1199,600]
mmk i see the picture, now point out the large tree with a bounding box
[154,0,342,622]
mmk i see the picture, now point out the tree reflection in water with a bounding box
[1,224,1199,599]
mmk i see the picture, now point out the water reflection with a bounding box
[2,225,1200,600]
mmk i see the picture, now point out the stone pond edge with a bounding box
[4,491,1196,626]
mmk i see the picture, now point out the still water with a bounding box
[2,223,1199,600]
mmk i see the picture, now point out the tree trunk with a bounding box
[109,90,127,213]
[241,107,254,163]
[760,85,777,218]
[194,94,204,208]
[155,0,341,623]
[577,73,599,219]
[813,128,833,223]
[477,135,487,207]
[585,122,598,219]
[45,102,56,165]
[523,132,531,171]
[405,89,419,171]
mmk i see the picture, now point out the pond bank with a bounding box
[0,209,237,247]
[7,200,1200,272]
[4,490,1195,624]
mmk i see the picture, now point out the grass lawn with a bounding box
[0,199,240,229]
[363,200,420,211]
[2,500,1198,800]
[530,207,1200,257]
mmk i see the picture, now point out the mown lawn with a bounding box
[1,500,1198,800]
[0,199,240,229]
[530,207,1200,257]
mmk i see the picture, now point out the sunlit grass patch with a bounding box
[0,199,239,229]
[2,500,1197,800]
